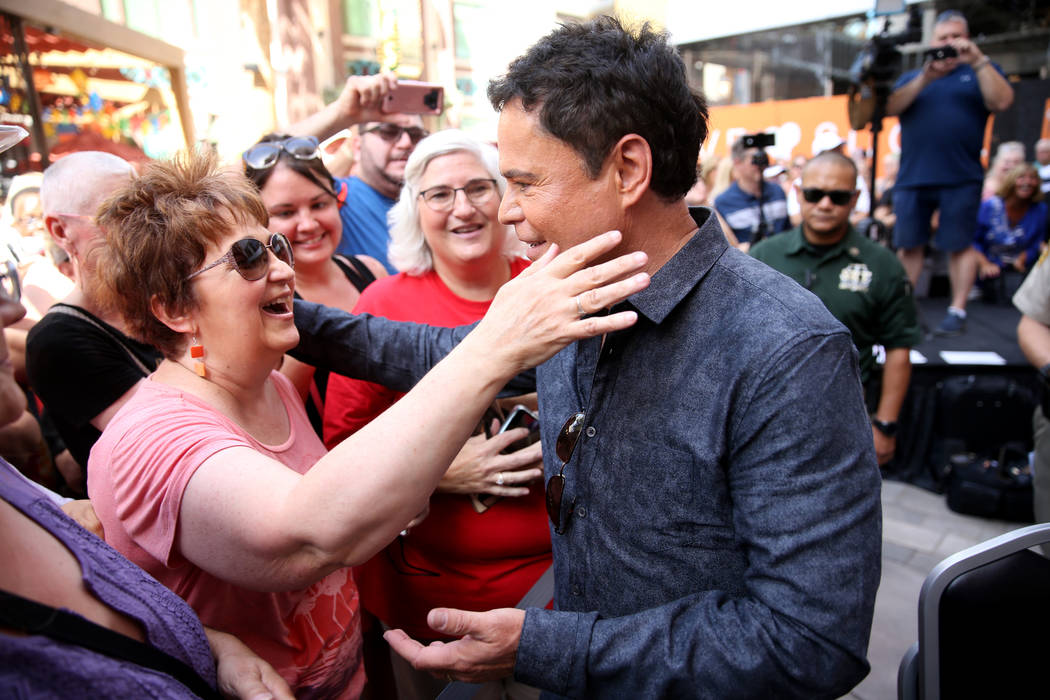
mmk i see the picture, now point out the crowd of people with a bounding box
[0,8,1042,700]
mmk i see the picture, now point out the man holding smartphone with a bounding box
[287,74,430,273]
[886,9,1013,336]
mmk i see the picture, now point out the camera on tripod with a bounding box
[740,132,775,167]
[849,4,922,90]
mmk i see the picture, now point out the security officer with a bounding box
[751,151,921,465]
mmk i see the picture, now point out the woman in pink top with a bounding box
[85,150,648,698]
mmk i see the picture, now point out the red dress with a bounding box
[323,258,551,639]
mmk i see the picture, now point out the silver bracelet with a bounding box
[974,57,991,72]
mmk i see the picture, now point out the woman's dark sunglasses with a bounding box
[186,233,294,281]
[242,137,321,171]
[801,187,854,205]
[546,412,585,534]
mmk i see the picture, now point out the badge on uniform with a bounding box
[839,263,873,292]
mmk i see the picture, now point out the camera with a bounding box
[741,132,775,151]
[923,45,958,62]
[849,5,923,89]
[739,132,774,168]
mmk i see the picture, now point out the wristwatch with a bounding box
[871,418,898,437]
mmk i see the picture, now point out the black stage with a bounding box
[885,296,1039,491]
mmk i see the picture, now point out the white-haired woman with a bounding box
[982,141,1026,201]
[324,129,546,700]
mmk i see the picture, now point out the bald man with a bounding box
[27,152,162,479]
[751,152,921,465]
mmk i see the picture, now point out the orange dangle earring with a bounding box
[190,336,206,378]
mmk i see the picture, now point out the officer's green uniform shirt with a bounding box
[750,226,922,386]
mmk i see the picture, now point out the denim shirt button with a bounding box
[585,426,596,438]
[571,584,581,596]
[576,506,587,518]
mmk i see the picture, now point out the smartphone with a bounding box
[498,405,540,455]
[923,45,958,62]
[381,81,444,115]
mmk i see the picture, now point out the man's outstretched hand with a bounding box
[384,607,525,683]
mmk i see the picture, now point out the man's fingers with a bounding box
[385,628,460,673]
[426,607,485,638]
[384,628,427,663]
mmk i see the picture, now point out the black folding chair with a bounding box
[898,522,1050,700]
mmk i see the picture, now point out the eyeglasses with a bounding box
[546,412,585,534]
[0,260,21,301]
[14,215,43,230]
[801,188,854,205]
[419,179,498,212]
[362,123,428,145]
[242,137,321,171]
[186,233,294,281]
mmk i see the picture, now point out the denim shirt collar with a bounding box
[625,206,728,325]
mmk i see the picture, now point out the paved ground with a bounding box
[843,479,1022,699]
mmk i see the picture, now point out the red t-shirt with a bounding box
[89,373,364,699]
[323,259,552,639]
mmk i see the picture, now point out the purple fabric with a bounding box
[0,461,217,698]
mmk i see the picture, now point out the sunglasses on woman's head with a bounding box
[242,137,321,171]
[185,233,294,281]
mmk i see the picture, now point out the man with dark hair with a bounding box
[383,16,880,698]
[887,9,1013,335]
[714,136,789,246]
[751,152,921,466]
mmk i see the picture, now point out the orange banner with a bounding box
[706,93,998,175]
[705,95,899,176]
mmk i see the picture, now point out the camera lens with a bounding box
[752,152,769,168]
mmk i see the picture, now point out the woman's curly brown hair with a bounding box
[96,148,269,358]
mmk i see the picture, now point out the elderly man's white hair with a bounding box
[40,151,134,217]
[387,129,520,275]
[934,10,969,34]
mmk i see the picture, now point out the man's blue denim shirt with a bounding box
[291,208,881,698]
